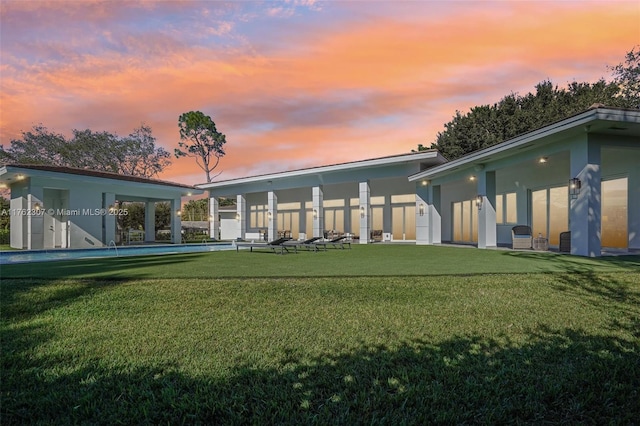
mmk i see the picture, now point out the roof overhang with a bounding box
[198,150,446,190]
[0,165,202,197]
[408,107,640,182]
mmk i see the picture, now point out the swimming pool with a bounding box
[0,243,234,265]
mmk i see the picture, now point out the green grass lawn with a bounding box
[2,245,639,424]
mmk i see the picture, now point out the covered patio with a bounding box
[0,164,201,249]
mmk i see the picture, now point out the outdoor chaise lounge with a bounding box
[282,236,324,252]
[235,237,293,254]
[511,225,533,249]
[314,235,352,250]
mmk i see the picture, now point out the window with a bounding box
[602,177,628,248]
[495,192,517,224]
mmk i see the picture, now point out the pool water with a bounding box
[0,243,234,265]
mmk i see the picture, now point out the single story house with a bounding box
[199,106,639,257]
[0,164,201,249]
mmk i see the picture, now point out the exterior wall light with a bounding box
[313,209,318,219]
[569,178,581,198]
[360,206,365,218]
[267,211,273,221]
[34,202,42,211]
[176,210,182,216]
[235,213,240,221]
[419,203,425,216]
[469,176,476,182]
[538,157,548,164]
[476,195,484,210]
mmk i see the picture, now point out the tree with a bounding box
[0,124,171,178]
[609,45,640,108]
[420,78,626,160]
[175,111,226,183]
[416,48,638,160]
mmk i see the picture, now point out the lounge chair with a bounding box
[314,235,351,250]
[236,237,293,254]
[282,236,324,252]
[511,225,532,249]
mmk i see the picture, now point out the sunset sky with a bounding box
[1,0,638,186]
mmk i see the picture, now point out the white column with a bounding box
[27,186,44,250]
[145,201,155,242]
[570,137,601,257]
[429,185,442,244]
[209,197,219,240]
[359,181,370,244]
[312,186,324,238]
[415,182,429,245]
[237,194,246,240]
[171,198,182,244]
[477,171,497,249]
[103,192,116,246]
[268,191,278,241]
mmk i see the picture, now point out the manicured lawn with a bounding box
[2,246,639,424]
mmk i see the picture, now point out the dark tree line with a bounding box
[0,124,171,178]
[418,47,639,160]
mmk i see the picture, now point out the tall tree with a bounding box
[609,45,640,108]
[420,78,626,160]
[0,124,171,178]
[175,111,226,183]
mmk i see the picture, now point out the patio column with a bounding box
[236,194,246,240]
[629,164,640,250]
[430,185,442,244]
[27,186,44,250]
[477,170,497,249]
[570,136,601,257]
[415,181,429,245]
[103,192,116,246]
[312,186,323,238]
[359,181,370,244]
[171,198,182,244]
[144,201,155,243]
[209,196,219,240]
[268,191,278,241]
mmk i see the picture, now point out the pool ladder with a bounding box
[108,240,119,257]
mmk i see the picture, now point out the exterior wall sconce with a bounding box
[469,176,476,182]
[176,210,182,217]
[569,178,581,198]
[419,203,425,216]
[360,206,365,218]
[476,195,484,210]
[267,211,273,221]
[235,213,240,221]
[34,202,42,211]
[312,209,318,219]
[538,157,548,164]
[421,180,428,186]
[108,205,115,214]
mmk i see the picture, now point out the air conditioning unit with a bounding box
[383,233,391,241]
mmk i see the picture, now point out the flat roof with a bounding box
[0,164,200,193]
[198,150,445,189]
[409,107,640,182]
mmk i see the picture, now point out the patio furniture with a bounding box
[314,235,351,249]
[235,237,293,254]
[533,236,549,251]
[559,231,571,253]
[370,229,383,242]
[511,225,532,249]
[282,236,324,251]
